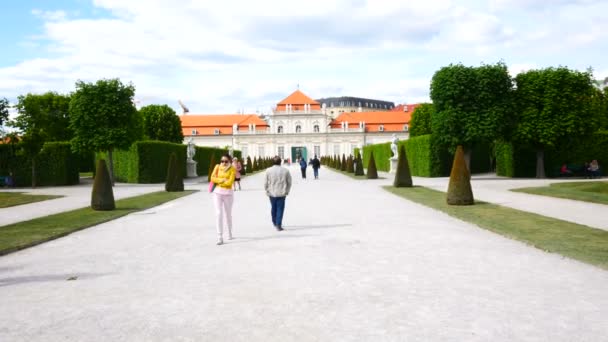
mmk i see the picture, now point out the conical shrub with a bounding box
[347,155,355,173]
[208,154,216,182]
[355,152,364,176]
[165,152,184,192]
[393,145,413,187]
[246,156,252,173]
[341,154,347,171]
[91,159,115,211]
[447,145,474,205]
[367,151,378,179]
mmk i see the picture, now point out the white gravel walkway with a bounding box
[0,167,607,341]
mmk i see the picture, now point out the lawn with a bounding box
[384,186,608,270]
[0,190,196,256]
[0,192,62,208]
[512,181,608,205]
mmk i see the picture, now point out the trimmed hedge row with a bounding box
[0,142,80,187]
[193,147,241,177]
[362,142,391,172]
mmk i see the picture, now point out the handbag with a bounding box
[208,165,219,193]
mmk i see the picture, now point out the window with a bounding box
[403,124,409,132]
[278,146,285,159]
[214,128,220,135]
[333,144,340,156]
[313,125,320,133]
[295,125,302,133]
[258,145,265,157]
[277,125,283,133]
[241,146,248,158]
[191,129,198,135]
[314,145,321,157]
[378,125,384,132]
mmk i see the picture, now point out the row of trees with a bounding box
[414,63,607,178]
[1,79,184,186]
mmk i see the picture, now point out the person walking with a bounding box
[232,157,242,190]
[210,153,236,245]
[311,155,321,179]
[299,157,307,179]
[265,156,292,231]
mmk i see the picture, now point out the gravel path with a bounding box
[1,167,607,341]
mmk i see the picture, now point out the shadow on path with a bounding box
[0,272,111,287]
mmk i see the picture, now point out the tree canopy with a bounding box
[409,103,434,137]
[430,62,514,151]
[513,67,597,177]
[70,78,142,153]
[0,97,9,128]
[140,104,184,143]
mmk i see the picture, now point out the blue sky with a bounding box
[1,0,607,116]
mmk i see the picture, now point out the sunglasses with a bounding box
[220,159,230,163]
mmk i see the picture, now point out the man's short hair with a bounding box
[273,156,282,165]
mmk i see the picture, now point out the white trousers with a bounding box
[213,192,233,239]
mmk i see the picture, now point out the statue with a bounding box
[390,134,399,159]
[187,138,195,162]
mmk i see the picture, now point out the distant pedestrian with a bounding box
[299,157,307,179]
[264,156,292,231]
[232,157,242,190]
[311,155,321,179]
[210,153,236,245]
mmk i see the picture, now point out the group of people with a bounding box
[298,155,321,179]
[209,154,292,245]
[560,159,601,178]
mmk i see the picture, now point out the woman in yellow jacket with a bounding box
[210,154,236,245]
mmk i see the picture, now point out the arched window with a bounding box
[295,125,302,133]
[277,125,283,133]
[314,125,320,133]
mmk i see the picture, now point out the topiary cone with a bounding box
[367,151,378,179]
[165,152,183,192]
[393,145,413,187]
[447,145,474,205]
[347,155,355,173]
[341,154,347,171]
[355,153,364,176]
[91,159,115,210]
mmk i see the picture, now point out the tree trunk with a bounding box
[463,147,472,173]
[535,148,546,178]
[108,149,115,186]
[31,158,36,188]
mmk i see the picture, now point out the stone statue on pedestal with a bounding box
[390,134,399,159]
[186,138,198,177]
[187,138,195,162]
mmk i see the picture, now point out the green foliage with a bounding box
[347,155,354,173]
[208,154,216,182]
[165,152,184,192]
[366,151,378,179]
[362,142,391,171]
[91,159,115,210]
[0,97,9,127]
[402,135,433,176]
[354,152,364,176]
[140,104,184,143]
[430,62,513,153]
[246,156,252,173]
[193,146,229,177]
[98,141,186,183]
[495,141,514,177]
[447,145,474,205]
[70,78,143,153]
[341,154,347,171]
[409,103,434,137]
[393,145,413,187]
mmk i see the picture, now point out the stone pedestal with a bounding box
[186,160,198,178]
[389,157,398,174]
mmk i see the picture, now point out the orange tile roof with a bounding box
[180,114,268,135]
[277,90,320,105]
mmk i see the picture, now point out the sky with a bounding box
[1,0,607,117]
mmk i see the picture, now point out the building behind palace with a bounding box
[180,90,420,162]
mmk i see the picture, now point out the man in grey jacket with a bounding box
[264,156,292,231]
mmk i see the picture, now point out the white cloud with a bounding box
[0,0,606,113]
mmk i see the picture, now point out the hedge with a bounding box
[193,146,240,177]
[362,142,391,171]
[0,142,80,187]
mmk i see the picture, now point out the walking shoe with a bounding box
[216,239,224,245]
[276,226,284,231]
[228,234,234,240]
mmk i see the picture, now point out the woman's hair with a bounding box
[222,153,233,162]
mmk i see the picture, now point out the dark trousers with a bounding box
[313,168,319,179]
[269,196,286,228]
[301,168,306,179]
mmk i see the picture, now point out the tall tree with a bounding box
[10,92,71,187]
[0,97,9,128]
[409,103,434,137]
[140,104,184,143]
[513,67,596,178]
[430,62,514,168]
[70,79,143,185]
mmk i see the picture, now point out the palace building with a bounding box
[180,90,418,161]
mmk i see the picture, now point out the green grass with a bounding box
[0,190,196,256]
[384,185,608,270]
[512,181,608,205]
[0,192,62,208]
